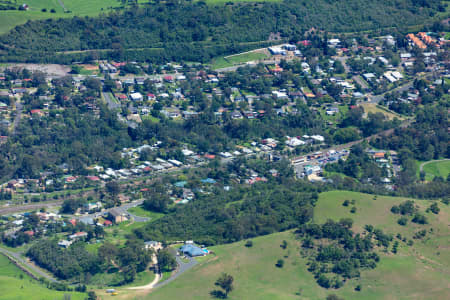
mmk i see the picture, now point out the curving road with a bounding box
[153,248,198,289]
[419,159,450,173]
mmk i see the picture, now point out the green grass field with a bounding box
[0,0,281,35]
[127,206,165,220]
[0,0,122,35]
[0,254,86,300]
[210,51,269,69]
[138,191,449,300]
[361,103,404,120]
[422,160,450,180]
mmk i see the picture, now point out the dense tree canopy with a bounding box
[0,0,443,63]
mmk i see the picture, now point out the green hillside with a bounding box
[133,191,450,300]
[0,0,445,63]
[0,0,123,35]
[0,254,86,300]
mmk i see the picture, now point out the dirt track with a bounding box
[5,64,70,77]
[0,201,62,215]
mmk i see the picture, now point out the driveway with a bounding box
[153,251,198,289]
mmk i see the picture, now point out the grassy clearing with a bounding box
[140,191,449,300]
[127,206,165,221]
[422,160,450,180]
[0,254,86,300]
[361,103,404,120]
[0,0,280,34]
[0,0,122,34]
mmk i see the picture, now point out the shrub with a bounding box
[350,207,357,213]
[244,240,253,248]
[397,217,408,226]
[275,259,284,268]
[428,202,440,214]
[412,213,428,225]
[317,274,331,288]
[390,205,400,214]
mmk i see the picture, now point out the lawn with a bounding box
[0,254,87,300]
[140,191,449,300]
[141,115,160,123]
[127,205,165,221]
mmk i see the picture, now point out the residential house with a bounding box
[69,231,88,240]
[179,244,207,257]
[108,208,127,223]
[144,241,163,251]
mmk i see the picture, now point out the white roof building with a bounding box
[130,92,143,101]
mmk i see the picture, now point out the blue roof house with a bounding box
[179,244,205,257]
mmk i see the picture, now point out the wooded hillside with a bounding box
[0,0,444,63]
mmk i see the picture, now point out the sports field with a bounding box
[210,51,269,69]
[130,191,450,300]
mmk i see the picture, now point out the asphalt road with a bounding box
[154,251,198,289]
[369,81,415,103]
[419,159,450,173]
[292,119,412,173]
[12,99,22,135]
[102,92,121,110]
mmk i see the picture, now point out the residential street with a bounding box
[12,99,22,135]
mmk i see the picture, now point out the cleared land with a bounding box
[361,103,404,120]
[131,191,450,300]
[0,254,86,300]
